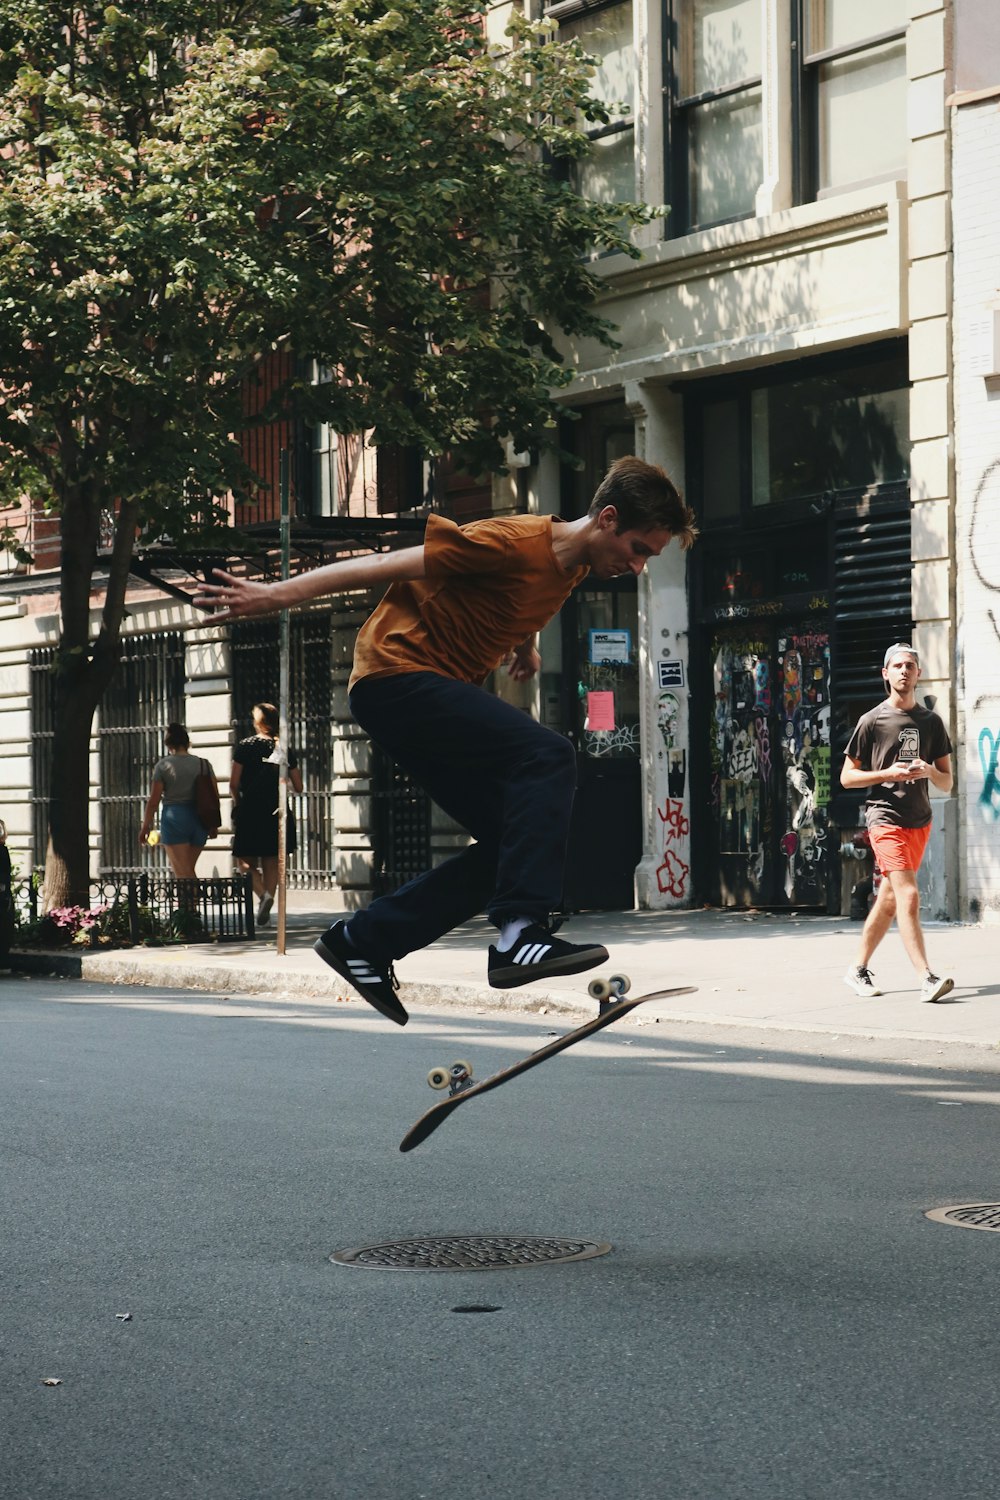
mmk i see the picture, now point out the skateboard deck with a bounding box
[399,980,697,1152]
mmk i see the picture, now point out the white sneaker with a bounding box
[256,893,274,927]
[843,966,882,997]
[920,973,954,1003]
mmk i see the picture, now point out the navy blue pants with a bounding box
[346,673,577,961]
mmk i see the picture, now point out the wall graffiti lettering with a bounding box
[969,462,1000,846]
[754,714,772,782]
[656,796,690,899]
[584,721,641,758]
[658,797,690,842]
[656,847,690,899]
[979,727,1000,820]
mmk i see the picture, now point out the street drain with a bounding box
[925,1203,1000,1233]
[330,1234,612,1271]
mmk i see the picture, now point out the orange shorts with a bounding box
[869,823,931,874]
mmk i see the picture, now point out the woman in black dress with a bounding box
[230,703,303,927]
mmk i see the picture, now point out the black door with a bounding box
[562,581,643,910]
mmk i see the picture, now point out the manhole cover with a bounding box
[330,1234,612,1270]
[925,1203,1000,1233]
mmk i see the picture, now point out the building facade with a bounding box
[1,0,994,922]
[520,0,981,920]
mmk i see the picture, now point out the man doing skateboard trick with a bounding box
[841,643,954,1003]
[195,457,697,1025]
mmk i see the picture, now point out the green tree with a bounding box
[0,0,655,905]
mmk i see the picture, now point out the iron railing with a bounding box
[14,872,256,945]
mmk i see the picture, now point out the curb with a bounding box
[9,947,589,1019]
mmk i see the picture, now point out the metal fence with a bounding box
[370,746,432,898]
[97,632,186,872]
[231,616,335,887]
[15,872,255,945]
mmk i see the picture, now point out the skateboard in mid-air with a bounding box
[399,975,697,1152]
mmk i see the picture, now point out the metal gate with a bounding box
[370,746,432,897]
[231,617,335,887]
[97,633,186,872]
[28,647,57,869]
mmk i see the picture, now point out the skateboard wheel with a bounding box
[609,974,631,996]
[428,1066,451,1090]
[588,978,612,1000]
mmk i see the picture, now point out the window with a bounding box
[672,0,763,230]
[310,421,338,517]
[750,361,909,506]
[307,360,338,517]
[689,344,910,522]
[800,0,908,196]
[555,0,636,204]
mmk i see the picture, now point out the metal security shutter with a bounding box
[830,488,913,812]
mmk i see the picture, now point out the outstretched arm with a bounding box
[192,544,427,624]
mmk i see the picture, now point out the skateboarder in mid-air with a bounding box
[195,457,697,1026]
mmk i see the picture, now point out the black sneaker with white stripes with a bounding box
[487,923,609,990]
[314,921,408,1026]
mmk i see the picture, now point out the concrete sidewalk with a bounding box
[11,898,999,1051]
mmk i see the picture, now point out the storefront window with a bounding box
[574,586,640,759]
[701,398,741,520]
[751,360,909,507]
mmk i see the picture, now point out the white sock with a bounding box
[495,916,534,953]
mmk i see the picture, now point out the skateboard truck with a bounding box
[587,973,632,1015]
[427,1060,475,1097]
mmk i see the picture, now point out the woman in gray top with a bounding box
[140,723,220,880]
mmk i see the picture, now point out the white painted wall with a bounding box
[952,95,1000,921]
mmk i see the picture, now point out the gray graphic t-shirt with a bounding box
[844,701,952,829]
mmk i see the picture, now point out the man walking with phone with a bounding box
[841,643,954,1003]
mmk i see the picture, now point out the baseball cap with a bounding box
[883,642,919,668]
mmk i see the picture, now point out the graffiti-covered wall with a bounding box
[636,539,693,910]
[954,97,1000,921]
[709,626,832,907]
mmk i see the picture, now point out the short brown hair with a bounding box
[588,457,699,550]
[165,722,190,750]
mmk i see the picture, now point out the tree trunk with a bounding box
[42,673,103,910]
[42,483,139,911]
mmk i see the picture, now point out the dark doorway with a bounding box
[557,402,642,910]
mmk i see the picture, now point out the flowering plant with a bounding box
[40,904,110,946]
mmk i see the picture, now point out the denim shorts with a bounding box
[160,802,208,848]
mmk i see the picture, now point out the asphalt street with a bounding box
[3,974,1000,1499]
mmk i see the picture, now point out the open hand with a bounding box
[191,569,277,624]
[506,643,541,682]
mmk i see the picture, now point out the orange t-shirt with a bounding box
[349,512,588,690]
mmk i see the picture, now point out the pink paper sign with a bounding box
[585,691,616,732]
